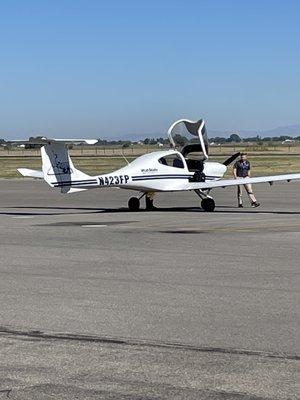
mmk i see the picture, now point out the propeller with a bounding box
[223,152,240,166]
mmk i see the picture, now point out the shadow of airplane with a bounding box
[1,206,300,216]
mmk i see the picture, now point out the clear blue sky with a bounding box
[0,0,299,138]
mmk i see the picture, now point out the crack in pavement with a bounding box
[0,327,298,361]
[0,389,12,398]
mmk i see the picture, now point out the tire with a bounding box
[128,197,140,211]
[201,198,215,212]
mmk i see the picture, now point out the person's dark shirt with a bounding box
[234,160,251,178]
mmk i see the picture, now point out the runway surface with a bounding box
[0,179,299,399]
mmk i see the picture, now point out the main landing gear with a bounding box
[128,191,216,212]
[194,189,216,212]
[128,196,140,211]
[128,193,156,211]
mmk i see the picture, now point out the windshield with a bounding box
[158,154,185,169]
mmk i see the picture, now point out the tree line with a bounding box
[1,133,299,149]
[97,133,300,147]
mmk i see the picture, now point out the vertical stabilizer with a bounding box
[41,143,92,193]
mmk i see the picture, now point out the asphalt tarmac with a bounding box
[0,179,299,399]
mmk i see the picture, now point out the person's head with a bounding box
[240,152,247,162]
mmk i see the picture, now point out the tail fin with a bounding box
[2,137,97,193]
[41,142,93,193]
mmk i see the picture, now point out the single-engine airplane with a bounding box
[4,119,300,211]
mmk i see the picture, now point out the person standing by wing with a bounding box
[233,153,260,208]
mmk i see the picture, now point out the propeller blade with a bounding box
[223,152,240,166]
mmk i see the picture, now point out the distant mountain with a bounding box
[208,129,255,138]
[209,125,300,138]
[261,124,300,137]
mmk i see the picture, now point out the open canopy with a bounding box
[167,119,209,159]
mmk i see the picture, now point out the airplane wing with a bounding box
[192,173,300,190]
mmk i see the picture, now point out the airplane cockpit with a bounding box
[158,153,185,169]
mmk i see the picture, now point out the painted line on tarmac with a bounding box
[81,224,108,228]
[12,216,34,219]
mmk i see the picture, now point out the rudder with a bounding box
[41,142,92,193]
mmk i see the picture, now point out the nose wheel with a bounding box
[194,189,216,212]
[201,197,215,212]
[128,197,140,211]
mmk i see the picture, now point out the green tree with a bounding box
[228,133,242,143]
[173,134,188,147]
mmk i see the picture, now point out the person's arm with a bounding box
[247,162,251,177]
[233,163,238,179]
[233,167,237,179]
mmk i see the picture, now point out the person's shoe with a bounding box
[251,202,260,208]
[238,204,243,208]
[146,205,158,211]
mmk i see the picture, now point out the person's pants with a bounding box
[146,192,155,209]
[237,182,257,205]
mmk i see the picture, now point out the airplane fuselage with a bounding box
[52,150,227,193]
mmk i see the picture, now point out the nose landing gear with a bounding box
[201,197,215,212]
[194,189,216,212]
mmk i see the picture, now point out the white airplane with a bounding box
[4,119,300,211]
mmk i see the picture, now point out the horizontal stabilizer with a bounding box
[17,168,44,179]
[68,187,88,193]
[4,137,97,146]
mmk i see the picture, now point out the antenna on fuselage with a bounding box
[121,151,130,165]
